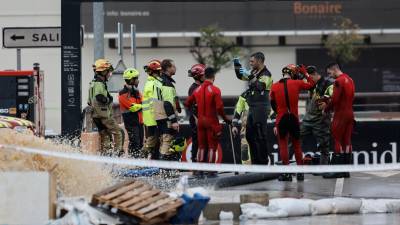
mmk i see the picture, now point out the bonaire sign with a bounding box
[2,27,61,48]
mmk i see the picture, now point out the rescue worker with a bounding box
[321,62,355,179]
[142,59,164,159]
[270,64,315,181]
[88,59,123,156]
[233,52,273,165]
[142,59,179,160]
[231,94,251,164]
[158,59,181,160]
[118,68,144,158]
[185,67,231,176]
[187,64,206,162]
[300,66,334,165]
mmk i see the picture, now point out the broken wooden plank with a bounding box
[91,180,136,205]
[110,184,152,205]
[93,180,135,198]
[92,179,183,224]
[137,198,174,215]
[120,189,161,208]
[128,193,168,212]
[140,210,177,225]
[100,181,143,201]
[144,200,183,220]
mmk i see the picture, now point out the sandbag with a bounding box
[311,199,334,215]
[240,203,288,218]
[331,197,362,214]
[360,199,389,214]
[386,201,400,213]
[219,211,234,220]
[269,198,314,217]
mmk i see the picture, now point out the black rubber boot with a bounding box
[323,153,345,179]
[296,173,304,181]
[278,173,292,182]
[342,153,352,178]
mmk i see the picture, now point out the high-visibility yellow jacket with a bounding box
[142,75,163,126]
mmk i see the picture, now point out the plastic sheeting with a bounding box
[48,198,120,225]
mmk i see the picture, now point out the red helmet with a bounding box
[282,64,298,76]
[144,59,162,72]
[188,64,206,79]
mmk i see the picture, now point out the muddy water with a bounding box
[0,129,114,197]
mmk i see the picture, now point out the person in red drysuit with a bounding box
[185,67,231,168]
[270,64,315,181]
[321,62,355,179]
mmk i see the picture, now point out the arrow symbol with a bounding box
[11,34,25,41]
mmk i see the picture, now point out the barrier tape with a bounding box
[1,144,400,173]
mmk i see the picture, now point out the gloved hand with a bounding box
[297,64,308,76]
[239,67,251,77]
[233,58,241,66]
[231,126,239,137]
[129,103,142,112]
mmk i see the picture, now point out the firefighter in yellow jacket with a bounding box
[159,59,181,160]
[142,59,179,159]
[87,59,123,156]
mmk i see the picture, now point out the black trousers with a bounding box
[189,115,198,162]
[122,113,144,158]
[245,116,270,165]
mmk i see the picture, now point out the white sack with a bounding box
[331,197,362,214]
[311,199,334,215]
[269,198,314,217]
[385,200,400,213]
[360,199,389,214]
[240,203,288,218]
[219,211,234,220]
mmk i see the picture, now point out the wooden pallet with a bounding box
[91,180,183,225]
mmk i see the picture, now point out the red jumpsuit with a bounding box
[185,80,228,163]
[326,73,355,153]
[270,76,315,165]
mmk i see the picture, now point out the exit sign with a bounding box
[2,27,61,48]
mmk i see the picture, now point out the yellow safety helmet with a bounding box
[123,68,140,80]
[169,137,187,153]
[93,59,114,72]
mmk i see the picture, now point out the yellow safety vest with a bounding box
[142,76,163,126]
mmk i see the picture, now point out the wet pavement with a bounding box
[202,171,400,225]
[130,170,400,224]
[221,171,400,199]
